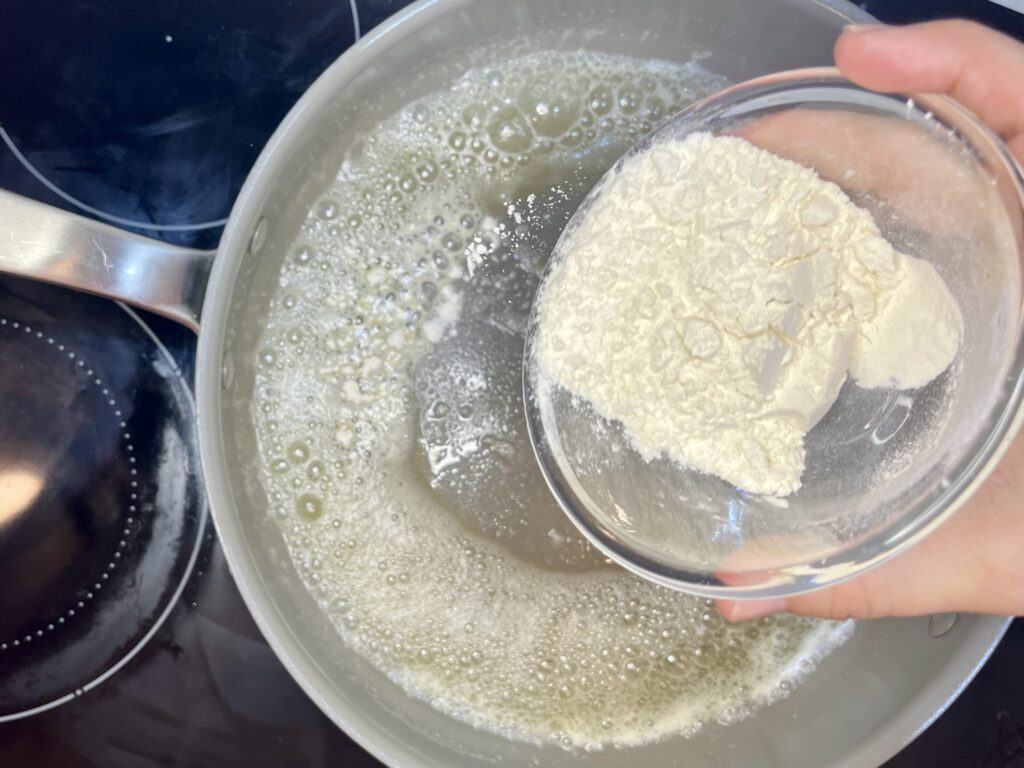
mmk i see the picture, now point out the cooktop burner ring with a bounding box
[0,278,207,722]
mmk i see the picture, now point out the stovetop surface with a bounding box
[0,1,1022,765]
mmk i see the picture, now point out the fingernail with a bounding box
[719,598,788,622]
[843,23,885,34]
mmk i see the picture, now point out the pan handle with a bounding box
[0,189,216,333]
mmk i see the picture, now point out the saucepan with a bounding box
[0,0,1011,766]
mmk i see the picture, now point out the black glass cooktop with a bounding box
[0,1,1022,766]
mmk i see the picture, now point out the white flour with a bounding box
[536,133,962,496]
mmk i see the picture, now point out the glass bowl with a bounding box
[523,67,1024,600]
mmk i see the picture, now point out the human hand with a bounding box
[835,20,1024,160]
[718,19,1024,622]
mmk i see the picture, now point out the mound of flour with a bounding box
[536,132,962,496]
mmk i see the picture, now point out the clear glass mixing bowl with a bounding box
[524,68,1024,599]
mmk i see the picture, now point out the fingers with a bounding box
[835,20,1024,159]
[718,528,969,622]
[730,107,997,237]
[717,435,1024,621]
[718,537,980,622]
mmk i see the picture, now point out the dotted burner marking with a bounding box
[0,316,139,654]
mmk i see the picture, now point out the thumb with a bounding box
[835,20,1024,160]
